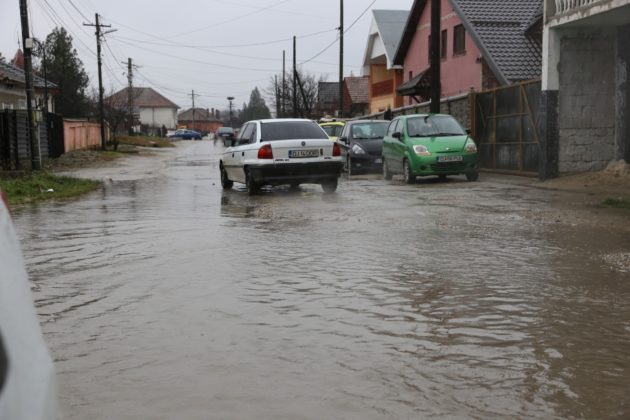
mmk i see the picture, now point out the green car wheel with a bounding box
[403,159,415,184]
[383,159,392,180]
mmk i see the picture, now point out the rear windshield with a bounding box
[218,127,234,133]
[321,125,343,137]
[350,122,388,139]
[261,121,328,141]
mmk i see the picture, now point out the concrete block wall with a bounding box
[558,29,616,173]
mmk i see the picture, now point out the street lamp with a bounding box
[227,96,234,128]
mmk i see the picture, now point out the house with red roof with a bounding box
[105,87,179,135]
[343,76,369,117]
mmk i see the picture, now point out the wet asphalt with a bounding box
[13,140,630,419]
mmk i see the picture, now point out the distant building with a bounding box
[105,87,178,135]
[362,9,409,114]
[178,108,222,135]
[343,76,369,117]
[0,58,57,112]
[317,82,340,117]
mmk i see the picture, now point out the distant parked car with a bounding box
[319,120,345,142]
[168,129,202,140]
[0,190,58,419]
[338,120,389,175]
[381,114,479,183]
[215,127,236,145]
[219,119,343,195]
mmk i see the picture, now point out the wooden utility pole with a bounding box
[275,75,280,117]
[84,14,114,149]
[430,0,441,113]
[127,58,133,133]
[292,36,297,118]
[338,0,344,117]
[189,90,200,131]
[19,0,41,169]
[282,50,286,117]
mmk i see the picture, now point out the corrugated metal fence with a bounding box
[0,110,52,170]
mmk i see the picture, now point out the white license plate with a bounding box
[437,155,463,163]
[289,149,319,158]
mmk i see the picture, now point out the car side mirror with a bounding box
[392,132,402,140]
[466,129,471,135]
[339,136,348,144]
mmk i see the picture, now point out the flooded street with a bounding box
[13,141,630,419]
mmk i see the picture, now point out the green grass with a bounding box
[116,135,175,148]
[0,172,101,206]
[602,197,630,210]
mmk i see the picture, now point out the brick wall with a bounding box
[558,29,616,173]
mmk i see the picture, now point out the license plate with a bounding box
[289,149,319,158]
[437,155,463,163]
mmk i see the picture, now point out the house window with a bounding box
[454,24,466,55]
[441,29,447,59]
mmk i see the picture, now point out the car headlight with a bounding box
[465,139,477,153]
[413,145,431,156]
[351,144,366,155]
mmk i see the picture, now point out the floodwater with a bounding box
[13,142,630,419]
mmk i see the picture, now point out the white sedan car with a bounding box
[219,119,343,195]
[0,190,58,420]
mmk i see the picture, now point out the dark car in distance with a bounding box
[168,129,202,140]
[215,127,236,145]
[338,120,389,175]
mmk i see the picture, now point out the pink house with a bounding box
[394,0,542,105]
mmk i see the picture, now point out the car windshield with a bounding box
[262,121,329,141]
[350,122,388,139]
[321,125,343,137]
[406,116,466,137]
[218,128,234,134]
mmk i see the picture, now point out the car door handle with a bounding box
[232,153,234,158]
[241,152,245,156]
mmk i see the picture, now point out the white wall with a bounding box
[138,107,177,129]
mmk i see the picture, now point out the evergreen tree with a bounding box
[43,27,90,117]
[242,87,271,121]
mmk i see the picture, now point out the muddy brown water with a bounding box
[13,142,630,419]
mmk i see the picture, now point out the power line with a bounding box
[67,0,90,22]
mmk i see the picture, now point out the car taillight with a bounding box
[333,142,341,157]
[258,144,273,159]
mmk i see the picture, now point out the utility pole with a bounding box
[293,36,297,118]
[19,0,41,169]
[126,58,134,134]
[188,90,199,132]
[275,75,280,117]
[227,96,235,128]
[282,50,286,117]
[338,0,344,117]
[84,14,115,149]
[430,0,441,113]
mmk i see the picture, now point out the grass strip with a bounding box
[0,172,101,206]
[116,135,175,148]
[602,197,630,210]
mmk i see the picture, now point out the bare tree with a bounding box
[266,69,324,119]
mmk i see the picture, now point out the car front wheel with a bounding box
[403,159,415,184]
[347,157,353,176]
[220,165,233,189]
[321,178,338,193]
[466,171,479,182]
[382,158,392,180]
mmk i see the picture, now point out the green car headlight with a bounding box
[413,145,432,156]
[465,139,477,153]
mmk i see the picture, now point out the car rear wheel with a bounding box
[383,158,392,180]
[438,174,447,181]
[403,159,415,184]
[466,171,479,182]
[245,169,259,195]
[321,178,338,193]
[220,165,233,189]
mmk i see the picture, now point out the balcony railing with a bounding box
[552,0,602,15]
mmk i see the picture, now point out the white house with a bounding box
[105,87,179,135]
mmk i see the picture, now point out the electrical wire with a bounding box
[67,0,91,22]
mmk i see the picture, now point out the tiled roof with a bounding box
[0,60,57,89]
[450,0,542,83]
[106,87,178,109]
[372,10,410,67]
[178,107,220,121]
[344,76,369,103]
[318,82,340,107]
[394,0,542,84]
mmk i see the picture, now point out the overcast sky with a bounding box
[1,0,412,111]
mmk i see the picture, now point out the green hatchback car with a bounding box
[382,114,479,183]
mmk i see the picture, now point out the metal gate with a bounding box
[47,113,64,158]
[471,80,541,175]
